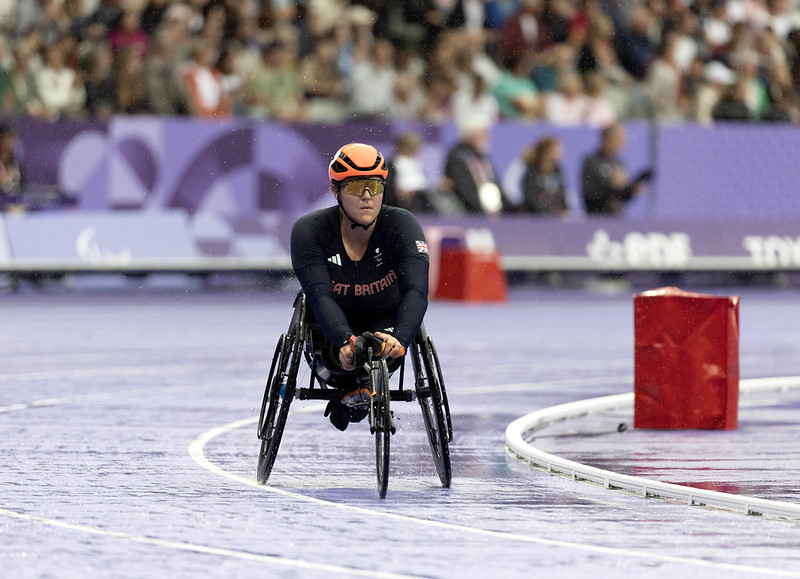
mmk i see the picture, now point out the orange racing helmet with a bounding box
[329,143,388,185]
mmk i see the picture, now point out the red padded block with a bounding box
[634,287,739,430]
[434,248,508,302]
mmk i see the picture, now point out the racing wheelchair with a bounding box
[256,292,452,498]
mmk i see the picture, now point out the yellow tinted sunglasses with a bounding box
[340,179,385,197]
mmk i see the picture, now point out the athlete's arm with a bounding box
[387,209,429,348]
[290,213,354,348]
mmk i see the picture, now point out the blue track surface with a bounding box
[2,285,799,578]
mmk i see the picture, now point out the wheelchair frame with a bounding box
[257,292,452,498]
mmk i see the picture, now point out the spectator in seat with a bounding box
[144,23,188,115]
[35,40,85,119]
[109,9,148,58]
[491,53,541,119]
[84,44,116,119]
[692,60,737,123]
[391,54,425,120]
[544,71,588,125]
[712,77,753,121]
[0,41,46,118]
[183,40,232,119]
[217,44,246,116]
[384,131,433,213]
[762,62,800,122]
[645,32,684,122]
[583,71,618,127]
[114,45,148,114]
[247,36,306,121]
[499,0,553,66]
[301,31,347,122]
[576,9,633,119]
[613,6,658,81]
[452,71,500,128]
[349,36,396,119]
[0,124,23,210]
[418,72,456,124]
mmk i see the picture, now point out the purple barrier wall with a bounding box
[15,118,442,213]
[5,118,800,269]
[414,217,800,269]
[5,211,797,269]
[654,124,800,220]
[3,211,198,262]
[13,117,650,217]
[14,117,799,222]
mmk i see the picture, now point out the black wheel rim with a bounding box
[413,342,452,488]
[428,337,453,442]
[256,330,300,484]
[373,359,391,498]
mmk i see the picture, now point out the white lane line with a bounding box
[0,388,156,413]
[0,362,251,383]
[458,375,632,395]
[0,381,255,413]
[191,418,800,577]
[0,373,628,413]
[0,507,420,579]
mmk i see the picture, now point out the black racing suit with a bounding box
[291,205,430,358]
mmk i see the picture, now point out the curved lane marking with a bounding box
[3,376,800,577]
[191,410,800,577]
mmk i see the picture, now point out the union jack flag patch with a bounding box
[416,240,429,254]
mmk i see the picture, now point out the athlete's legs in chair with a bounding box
[310,326,404,431]
[308,326,372,431]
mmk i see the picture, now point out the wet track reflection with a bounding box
[2,287,800,578]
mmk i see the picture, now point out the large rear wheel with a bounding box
[412,337,452,488]
[256,331,300,484]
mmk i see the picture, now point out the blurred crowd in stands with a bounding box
[1,0,799,126]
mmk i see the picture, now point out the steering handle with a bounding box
[353,331,385,367]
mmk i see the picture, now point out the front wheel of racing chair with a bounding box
[410,323,453,488]
[367,348,393,499]
[256,293,308,484]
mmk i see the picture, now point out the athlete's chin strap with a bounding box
[337,196,377,231]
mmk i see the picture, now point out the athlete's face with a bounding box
[335,179,383,226]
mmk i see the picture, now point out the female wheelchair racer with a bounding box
[256,143,452,497]
[256,294,452,497]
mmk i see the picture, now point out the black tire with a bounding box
[256,332,300,484]
[412,338,452,488]
[427,337,453,443]
[371,357,391,499]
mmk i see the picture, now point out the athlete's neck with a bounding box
[340,212,373,261]
[340,210,373,240]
